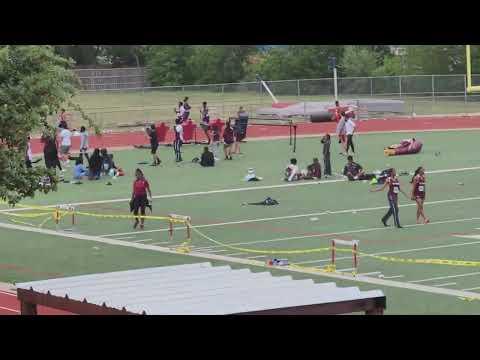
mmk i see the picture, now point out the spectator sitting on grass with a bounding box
[101,148,117,176]
[85,148,102,180]
[285,158,302,182]
[343,155,375,181]
[72,158,88,184]
[200,147,215,167]
[304,158,322,180]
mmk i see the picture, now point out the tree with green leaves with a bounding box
[145,46,195,85]
[0,45,93,205]
[340,46,379,77]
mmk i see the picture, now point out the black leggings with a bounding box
[346,134,355,153]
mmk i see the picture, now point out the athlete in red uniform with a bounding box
[411,167,429,224]
[370,168,409,228]
[131,168,152,230]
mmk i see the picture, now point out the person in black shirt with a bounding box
[200,147,215,167]
[321,133,332,177]
[343,155,375,181]
[148,124,161,166]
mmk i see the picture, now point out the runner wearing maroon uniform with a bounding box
[411,167,429,224]
[370,168,408,228]
[131,169,152,230]
[223,120,234,160]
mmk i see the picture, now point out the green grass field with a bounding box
[58,89,480,131]
[2,130,480,314]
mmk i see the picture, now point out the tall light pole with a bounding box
[329,57,338,101]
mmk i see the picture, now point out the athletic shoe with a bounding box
[396,225,403,228]
[370,178,378,185]
[381,219,388,227]
[133,220,139,229]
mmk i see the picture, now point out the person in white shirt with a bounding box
[25,136,33,168]
[285,158,301,182]
[59,123,72,168]
[174,101,184,123]
[336,112,347,154]
[79,126,89,154]
[173,119,185,162]
[344,113,357,155]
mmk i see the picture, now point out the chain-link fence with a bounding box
[64,73,480,130]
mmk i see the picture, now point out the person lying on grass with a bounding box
[343,155,375,181]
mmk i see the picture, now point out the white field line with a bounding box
[100,196,480,239]
[433,283,457,287]
[337,268,356,272]
[1,221,480,301]
[409,272,480,283]
[297,238,480,265]
[114,236,136,240]
[0,306,20,314]
[202,249,230,254]
[247,255,267,259]
[2,166,480,215]
[132,238,153,243]
[358,271,382,276]
[383,275,405,279]
[150,241,171,246]
[462,286,480,291]
[0,290,16,297]
[185,216,480,255]
[224,252,246,257]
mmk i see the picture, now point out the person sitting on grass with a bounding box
[100,148,117,176]
[343,155,375,181]
[285,158,302,182]
[85,148,102,180]
[72,157,88,184]
[303,158,322,180]
[200,146,215,167]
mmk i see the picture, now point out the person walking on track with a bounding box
[345,113,357,155]
[411,166,429,224]
[131,168,152,230]
[370,168,409,228]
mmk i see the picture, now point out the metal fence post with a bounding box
[399,76,402,98]
[222,85,225,118]
[370,77,373,97]
[432,75,435,102]
[464,74,468,104]
[297,79,301,99]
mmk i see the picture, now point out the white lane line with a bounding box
[410,272,480,283]
[433,283,457,287]
[224,253,246,257]
[358,271,382,276]
[132,238,153,243]
[337,268,356,272]
[0,290,16,297]
[99,197,480,239]
[247,255,266,259]
[383,275,405,279]
[150,241,171,246]
[296,239,480,265]
[3,166,480,214]
[202,249,230,254]
[114,236,136,240]
[462,286,480,291]
[2,221,480,301]
[0,306,20,314]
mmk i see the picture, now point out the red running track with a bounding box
[30,115,480,154]
[0,290,73,316]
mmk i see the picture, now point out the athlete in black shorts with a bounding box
[148,124,161,166]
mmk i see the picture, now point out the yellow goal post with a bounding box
[466,45,480,93]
